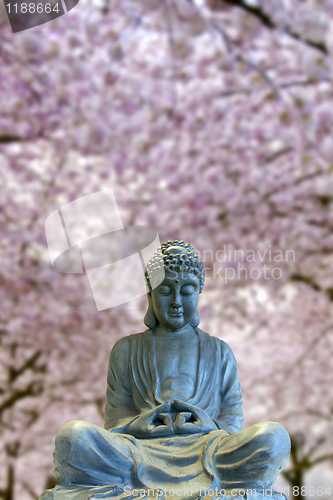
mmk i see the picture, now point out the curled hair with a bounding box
[145,240,205,293]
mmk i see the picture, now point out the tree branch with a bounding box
[0,135,25,143]
[214,0,328,54]
[290,273,333,302]
[0,381,43,417]
[281,322,333,380]
[290,273,321,293]
[310,453,333,467]
[8,351,43,384]
[281,409,332,422]
[210,20,280,96]
[222,0,275,28]
[21,482,39,500]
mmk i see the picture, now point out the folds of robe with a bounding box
[41,329,290,500]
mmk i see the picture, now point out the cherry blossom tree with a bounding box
[0,0,333,498]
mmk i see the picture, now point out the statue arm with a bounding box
[104,337,137,433]
[214,341,244,434]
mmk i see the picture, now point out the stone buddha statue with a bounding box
[40,240,290,500]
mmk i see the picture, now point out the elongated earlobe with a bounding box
[144,293,158,330]
[190,309,200,328]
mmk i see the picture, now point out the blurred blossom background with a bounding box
[0,0,333,498]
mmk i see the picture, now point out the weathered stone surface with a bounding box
[39,241,290,500]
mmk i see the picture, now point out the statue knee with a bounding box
[253,422,291,461]
[55,420,95,459]
[56,420,92,441]
[260,422,290,446]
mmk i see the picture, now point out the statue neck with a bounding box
[154,325,195,338]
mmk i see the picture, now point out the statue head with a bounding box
[144,241,205,331]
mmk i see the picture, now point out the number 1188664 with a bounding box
[285,486,331,497]
[6,2,60,13]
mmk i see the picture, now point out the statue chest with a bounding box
[153,336,199,401]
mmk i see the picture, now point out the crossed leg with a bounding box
[206,421,291,491]
[53,420,290,496]
[53,421,135,488]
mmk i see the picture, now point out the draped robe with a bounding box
[105,328,244,434]
[40,328,290,500]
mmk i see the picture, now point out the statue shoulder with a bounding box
[195,327,236,359]
[110,329,153,358]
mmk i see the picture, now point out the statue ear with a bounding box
[144,293,158,330]
[190,309,200,328]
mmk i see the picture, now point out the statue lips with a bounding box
[169,309,184,317]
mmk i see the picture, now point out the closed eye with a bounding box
[181,286,196,295]
[158,286,171,295]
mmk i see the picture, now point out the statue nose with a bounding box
[172,302,182,310]
[171,290,182,309]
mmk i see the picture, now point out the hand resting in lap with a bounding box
[127,399,218,439]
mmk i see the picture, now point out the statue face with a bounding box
[151,270,200,331]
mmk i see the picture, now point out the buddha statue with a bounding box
[40,240,290,500]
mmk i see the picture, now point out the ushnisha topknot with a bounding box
[145,240,205,293]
